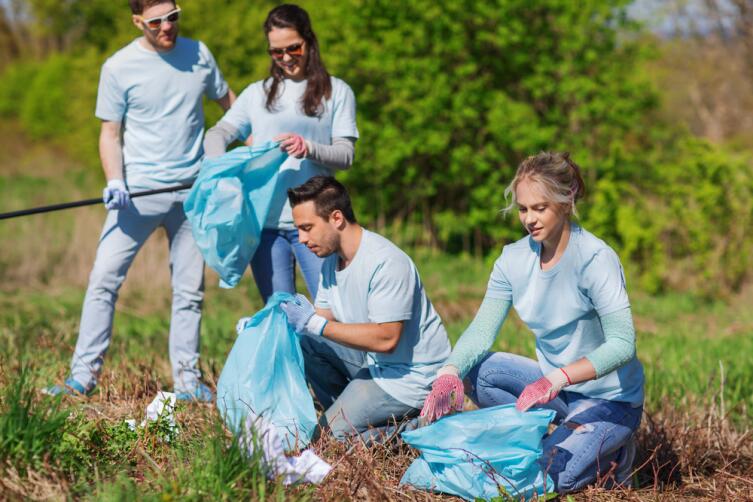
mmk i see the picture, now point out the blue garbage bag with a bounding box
[184,143,287,288]
[216,292,317,449]
[400,404,556,501]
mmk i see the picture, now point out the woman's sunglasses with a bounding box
[267,43,305,60]
[139,5,181,31]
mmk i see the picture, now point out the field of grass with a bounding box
[0,123,751,500]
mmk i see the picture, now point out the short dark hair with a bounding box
[129,0,175,15]
[288,176,357,223]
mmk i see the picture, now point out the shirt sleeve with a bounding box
[218,86,253,139]
[484,250,513,301]
[581,247,630,316]
[200,42,229,100]
[330,80,359,139]
[585,307,637,377]
[304,137,355,170]
[314,259,332,310]
[366,257,415,324]
[445,295,511,377]
[95,63,126,122]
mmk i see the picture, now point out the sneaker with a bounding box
[614,435,637,486]
[175,382,214,403]
[43,377,94,397]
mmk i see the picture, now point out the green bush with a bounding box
[0,62,40,117]
[1,0,752,295]
[19,55,72,139]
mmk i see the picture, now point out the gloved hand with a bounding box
[516,367,570,412]
[102,179,130,210]
[235,316,252,335]
[419,366,465,425]
[274,133,308,158]
[280,293,328,336]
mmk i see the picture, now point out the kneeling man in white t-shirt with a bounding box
[281,176,451,440]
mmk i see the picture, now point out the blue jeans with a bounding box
[299,335,420,440]
[466,352,643,493]
[71,190,205,393]
[250,229,323,303]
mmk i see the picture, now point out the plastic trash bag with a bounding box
[240,411,331,485]
[216,292,317,449]
[124,392,177,437]
[400,404,556,501]
[184,143,287,288]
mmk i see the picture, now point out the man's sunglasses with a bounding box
[267,42,305,60]
[139,5,181,31]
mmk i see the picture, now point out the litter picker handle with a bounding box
[0,182,194,221]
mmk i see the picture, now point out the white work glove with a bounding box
[102,179,130,210]
[280,293,328,337]
[236,317,252,335]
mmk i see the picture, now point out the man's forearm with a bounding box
[321,320,402,353]
[215,89,236,112]
[99,127,124,182]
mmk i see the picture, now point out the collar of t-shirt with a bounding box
[535,223,580,277]
[336,228,368,276]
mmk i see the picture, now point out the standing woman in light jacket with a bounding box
[204,3,358,302]
[420,152,645,494]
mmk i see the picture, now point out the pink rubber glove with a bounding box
[420,367,465,424]
[274,133,308,158]
[516,368,570,412]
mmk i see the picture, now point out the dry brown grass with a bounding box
[45,364,753,501]
[300,403,753,501]
[0,339,750,501]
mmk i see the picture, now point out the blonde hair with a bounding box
[503,152,586,216]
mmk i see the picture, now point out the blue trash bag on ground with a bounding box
[400,404,556,501]
[216,292,317,449]
[184,143,287,288]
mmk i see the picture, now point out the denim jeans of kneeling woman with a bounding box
[466,351,643,493]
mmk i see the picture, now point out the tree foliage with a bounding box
[0,0,752,295]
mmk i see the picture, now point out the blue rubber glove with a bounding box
[102,179,130,210]
[280,293,328,336]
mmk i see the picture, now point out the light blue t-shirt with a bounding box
[219,77,359,229]
[487,224,644,404]
[315,229,451,408]
[95,37,229,191]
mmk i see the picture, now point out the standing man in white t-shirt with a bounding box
[47,0,236,401]
[280,176,451,439]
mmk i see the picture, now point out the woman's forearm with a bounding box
[305,136,355,170]
[204,120,240,159]
[444,296,511,377]
[584,307,637,378]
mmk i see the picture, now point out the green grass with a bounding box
[0,362,305,500]
[1,275,751,498]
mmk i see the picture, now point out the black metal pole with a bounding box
[0,182,194,221]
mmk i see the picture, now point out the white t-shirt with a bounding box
[219,76,359,229]
[487,224,644,404]
[95,37,228,191]
[315,229,451,408]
